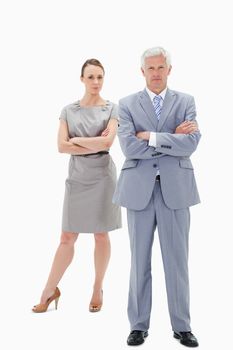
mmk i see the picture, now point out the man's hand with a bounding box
[136,131,150,140]
[175,120,199,134]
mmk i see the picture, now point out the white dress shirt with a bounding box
[146,87,167,147]
[146,87,167,177]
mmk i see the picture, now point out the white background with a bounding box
[1,0,232,349]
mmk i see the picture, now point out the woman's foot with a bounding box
[32,287,61,313]
[89,289,103,312]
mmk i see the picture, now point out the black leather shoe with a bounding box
[174,331,199,347]
[127,330,148,346]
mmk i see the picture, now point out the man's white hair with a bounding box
[141,46,171,67]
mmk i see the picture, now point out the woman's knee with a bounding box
[60,231,78,245]
[94,232,109,243]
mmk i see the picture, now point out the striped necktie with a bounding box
[153,95,162,120]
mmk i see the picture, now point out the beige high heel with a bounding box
[32,287,61,313]
[89,290,103,312]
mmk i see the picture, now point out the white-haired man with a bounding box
[113,47,200,347]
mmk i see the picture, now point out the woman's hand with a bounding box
[101,127,110,136]
[69,128,110,143]
[69,137,78,144]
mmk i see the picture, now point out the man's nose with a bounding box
[153,72,161,78]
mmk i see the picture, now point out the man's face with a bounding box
[141,55,172,94]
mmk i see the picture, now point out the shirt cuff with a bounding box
[148,132,157,147]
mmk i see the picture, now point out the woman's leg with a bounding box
[40,231,79,303]
[90,232,111,305]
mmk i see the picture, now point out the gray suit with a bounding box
[113,88,201,332]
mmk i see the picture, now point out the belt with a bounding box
[155,175,160,181]
[77,151,109,157]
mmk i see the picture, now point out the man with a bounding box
[113,47,201,347]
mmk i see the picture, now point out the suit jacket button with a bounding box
[153,164,157,168]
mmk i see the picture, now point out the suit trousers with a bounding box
[127,180,191,332]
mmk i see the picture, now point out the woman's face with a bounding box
[81,64,104,94]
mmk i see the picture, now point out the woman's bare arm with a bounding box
[57,120,97,155]
[69,118,118,152]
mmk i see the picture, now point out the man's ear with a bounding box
[141,67,145,77]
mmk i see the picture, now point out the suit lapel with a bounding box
[139,89,159,130]
[157,89,176,131]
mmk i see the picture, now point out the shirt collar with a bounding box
[146,87,167,102]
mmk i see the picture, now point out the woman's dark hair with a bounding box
[81,59,105,77]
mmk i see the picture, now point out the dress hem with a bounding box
[61,224,122,234]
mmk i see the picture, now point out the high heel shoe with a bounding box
[89,290,103,312]
[32,287,61,313]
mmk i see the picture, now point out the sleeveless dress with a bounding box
[59,100,122,233]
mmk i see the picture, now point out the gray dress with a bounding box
[59,100,122,233]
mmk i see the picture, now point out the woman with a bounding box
[32,59,121,313]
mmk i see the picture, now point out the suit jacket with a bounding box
[113,88,201,210]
